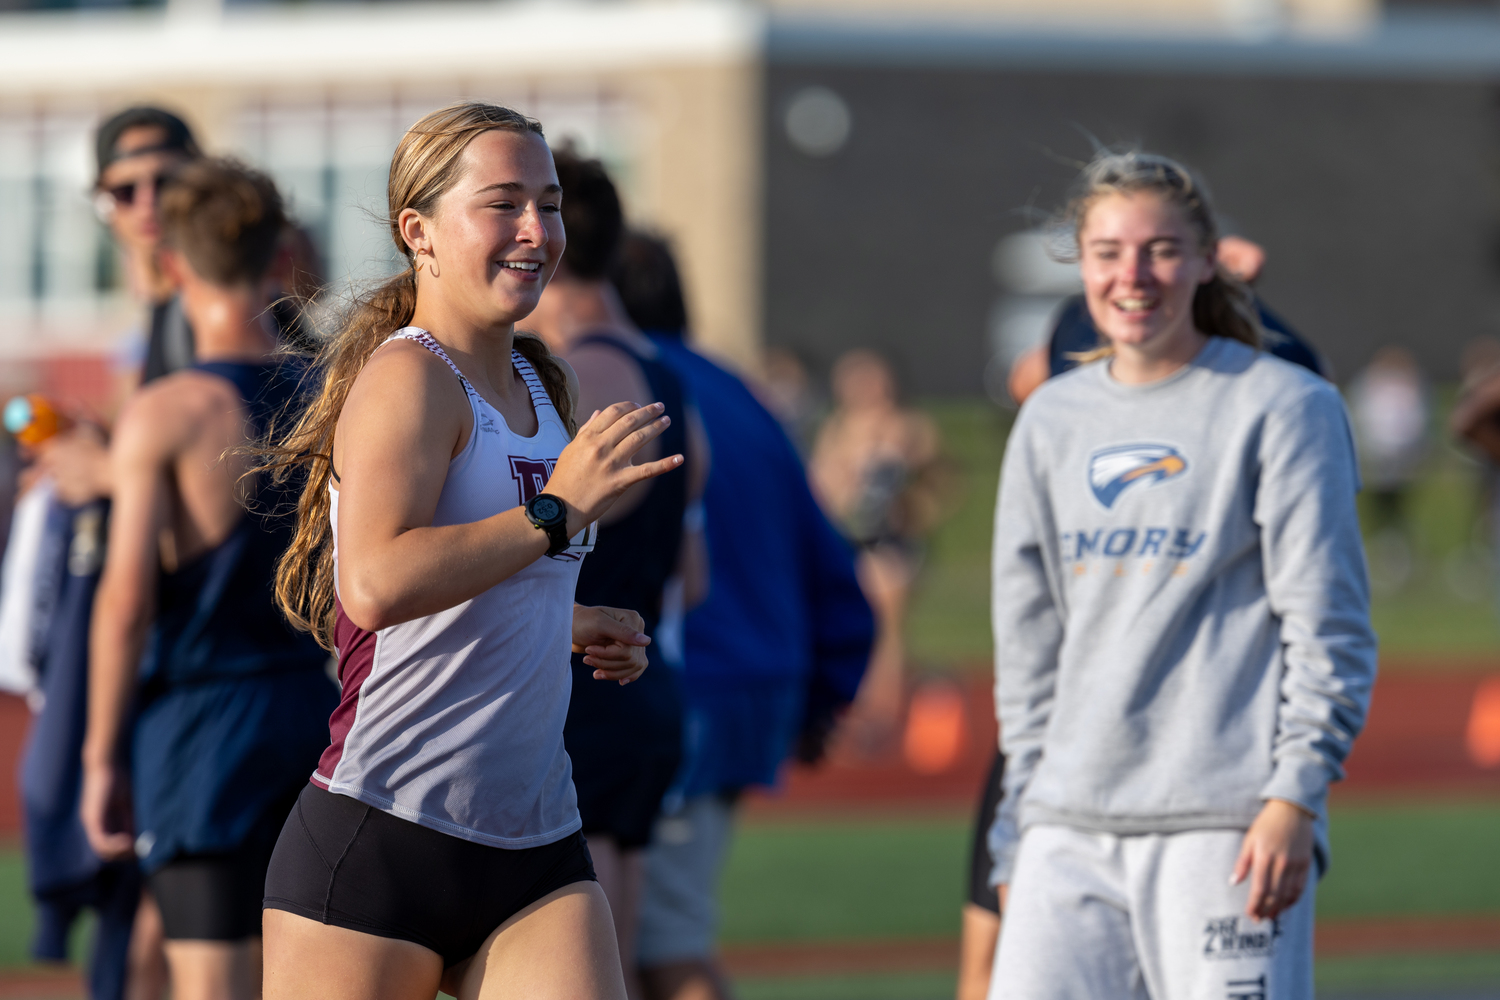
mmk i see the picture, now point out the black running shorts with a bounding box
[150,845,275,941]
[564,655,682,849]
[148,789,297,941]
[263,784,596,967]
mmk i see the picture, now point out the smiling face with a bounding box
[1078,190,1215,358]
[401,129,565,328]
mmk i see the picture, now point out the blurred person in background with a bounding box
[1448,337,1500,612]
[809,349,941,755]
[955,753,1005,1000]
[97,107,202,384]
[610,230,874,1000]
[1348,346,1428,589]
[988,150,1373,1000]
[0,421,18,547]
[81,159,337,1000]
[522,150,709,996]
[10,105,204,1000]
[1452,338,1500,465]
[265,223,328,355]
[7,434,145,1000]
[757,347,821,455]
[979,226,1334,1000]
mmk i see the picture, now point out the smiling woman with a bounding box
[983,149,1376,1000]
[1058,152,1261,384]
[250,102,685,1000]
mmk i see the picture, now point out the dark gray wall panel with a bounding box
[764,63,1500,394]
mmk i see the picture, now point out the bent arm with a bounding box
[335,345,678,631]
[1256,386,1377,819]
[333,347,549,629]
[987,416,1064,887]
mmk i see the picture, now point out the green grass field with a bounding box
[722,804,1500,997]
[0,848,30,968]
[719,803,1500,946]
[719,819,968,944]
[737,971,958,1000]
[906,397,1500,670]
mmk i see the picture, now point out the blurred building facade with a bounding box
[0,0,1497,394]
[0,0,765,384]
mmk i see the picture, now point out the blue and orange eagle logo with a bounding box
[1088,444,1188,509]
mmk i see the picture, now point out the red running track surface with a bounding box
[746,664,1500,816]
[0,663,1497,837]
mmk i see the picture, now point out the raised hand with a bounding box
[546,402,683,536]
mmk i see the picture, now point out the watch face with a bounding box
[532,497,562,522]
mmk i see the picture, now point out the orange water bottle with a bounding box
[4,395,70,446]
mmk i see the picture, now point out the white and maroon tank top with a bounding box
[314,328,596,848]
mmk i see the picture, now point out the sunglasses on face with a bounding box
[92,172,173,224]
[105,173,169,207]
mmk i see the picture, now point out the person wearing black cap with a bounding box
[16,107,200,1000]
[95,106,203,385]
[35,108,203,507]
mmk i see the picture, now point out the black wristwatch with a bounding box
[525,493,571,556]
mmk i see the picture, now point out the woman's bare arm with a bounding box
[335,344,680,632]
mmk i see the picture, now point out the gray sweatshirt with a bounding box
[988,337,1376,884]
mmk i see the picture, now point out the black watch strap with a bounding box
[526,494,571,557]
[542,521,570,557]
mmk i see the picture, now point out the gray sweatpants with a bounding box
[989,825,1314,1000]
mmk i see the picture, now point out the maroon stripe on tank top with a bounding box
[312,597,377,788]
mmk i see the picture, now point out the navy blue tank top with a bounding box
[138,361,326,690]
[563,334,689,844]
[569,334,689,635]
[132,360,336,872]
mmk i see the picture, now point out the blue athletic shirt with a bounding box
[131,360,336,872]
[650,337,873,796]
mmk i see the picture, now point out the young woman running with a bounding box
[988,150,1376,999]
[257,102,682,1000]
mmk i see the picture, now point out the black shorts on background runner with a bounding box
[264,784,596,967]
[148,787,298,941]
[967,751,1006,914]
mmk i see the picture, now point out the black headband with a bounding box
[100,141,188,171]
[95,106,199,183]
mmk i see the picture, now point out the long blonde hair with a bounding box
[1057,149,1262,361]
[260,102,575,649]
